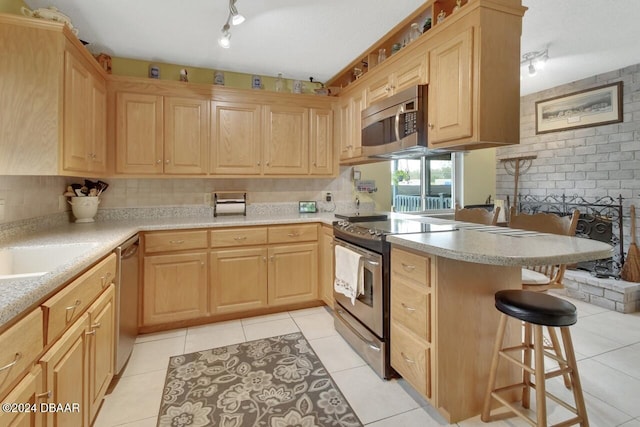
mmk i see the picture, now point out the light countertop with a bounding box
[0,212,614,328]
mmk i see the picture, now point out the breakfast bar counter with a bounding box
[385,226,612,422]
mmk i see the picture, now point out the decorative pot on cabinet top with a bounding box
[21,6,79,35]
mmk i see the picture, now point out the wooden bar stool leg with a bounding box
[522,321,533,409]
[534,325,548,427]
[481,313,508,422]
[560,327,590,427]
[548,326,572,389]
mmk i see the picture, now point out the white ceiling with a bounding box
[24,0,640,96]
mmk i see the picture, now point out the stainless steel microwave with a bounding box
[361,85,435,159]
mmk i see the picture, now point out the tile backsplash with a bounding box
[0,167,357,225]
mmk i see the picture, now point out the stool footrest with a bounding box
[499,350,535,374]
[490,392,537,427]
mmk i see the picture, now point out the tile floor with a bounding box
[94,293,640,427]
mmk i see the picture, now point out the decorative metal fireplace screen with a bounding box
[517,194,624,278]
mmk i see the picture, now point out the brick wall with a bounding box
[496,63,640,243]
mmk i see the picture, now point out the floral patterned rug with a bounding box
[157,332,363,427]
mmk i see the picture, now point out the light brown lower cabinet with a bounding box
[38,284,115,427]
[0,365,46,427]
[319,225,334,308]
[143,252,209,325]
[210,247,269,313]
[268,243,318,306]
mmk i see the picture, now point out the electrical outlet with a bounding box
[0,199,4,221]
[204,193,212,205]
[58,195,68,211]
[324,192,332,202]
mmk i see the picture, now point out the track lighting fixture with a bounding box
[218,0,244,49]
[521,49,549,77]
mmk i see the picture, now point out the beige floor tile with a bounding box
[569,324,625,357]
[184,320,245,353]
[308,334,366,372]
[243,317,300,341]
[619,419,640,427]
[93,370,166,427]
[240,311,292,325]
[114,416,158,427]
[135,328,187,344]
[289,306,330,318]
[331,365,420,424]
[574,311,640,345]
[293,310,338,340]
[593,342,640,380]
[365,407,452,427]
[577,359,640,417]
[121,337,185,377]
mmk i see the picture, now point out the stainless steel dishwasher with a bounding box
[115,234,139,375]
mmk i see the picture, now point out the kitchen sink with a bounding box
[0,242,100,283]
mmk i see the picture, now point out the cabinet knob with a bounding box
[85,329,96,336]
[165,159,170,164]
[65,299,81,312]
[266,161,270,167]
[401,352,415,364]
[401,303,416,312]
[91,322,101,329]
[0,352,21,372]
[156,159,162,164]
[401,263,416,272]
[257,161,261,166]
[428,123,434,129]
[313,162,317,166]
[262,256,267,262]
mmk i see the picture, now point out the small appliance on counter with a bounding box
[214,192,246,217]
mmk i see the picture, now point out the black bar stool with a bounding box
[481,290,589,427]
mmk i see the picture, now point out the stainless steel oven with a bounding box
[333,239,383,336]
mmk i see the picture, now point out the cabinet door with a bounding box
[40,314,89,427]
[428,27,473,144]
[87,286,115,424]
[366,74,392,105]
[89,77,107,173]
[394,53,428,93]
[116,92,164,174]
[310,108,334,175]
[210,248,268,314]
[62,51,91,173]
[350,92,364,157]
[268,243,318,306]
[211,102,262,175]
[319,226,334,308]
[337,97,352,160]
[143,252,208,325]
[0,365,46,427]
[164,97,209,175]
[263,105,309,175]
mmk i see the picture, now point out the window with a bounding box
[391,154,454,212]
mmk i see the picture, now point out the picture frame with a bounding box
[298,201,317,213]
[535,82,623,134]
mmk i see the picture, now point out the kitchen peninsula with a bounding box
[385,223,612,422]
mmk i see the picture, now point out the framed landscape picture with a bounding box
[535,82,623,134]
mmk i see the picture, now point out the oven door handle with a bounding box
[364,259,379,266]
[335,308,381,352]
[394,105,404,144]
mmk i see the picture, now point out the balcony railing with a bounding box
[394,194,452,212]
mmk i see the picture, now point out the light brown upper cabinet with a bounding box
[366,53,428,106]
[337,88,365,162]
[211,99,333,176]
[63,49,108,174]
[116,93,209,175]
[0,14,108,176]
[263,105,309,175]
[329,0,524,156]
[310,108,334,175]
[211,101,262,175]
[427,28,473,145]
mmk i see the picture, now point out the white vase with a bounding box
[69,197,100,223]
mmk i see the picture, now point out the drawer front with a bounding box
[0,309,44,396]
[391,248,430,287]
[0,365,43,425]
[145,230,208,253]
[42,254,116,344]
[268,224,318,244]
[391,323,430,398]
[391,279,430,342]
[210,227,268,248]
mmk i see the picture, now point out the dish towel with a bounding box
[334,245,363,305]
